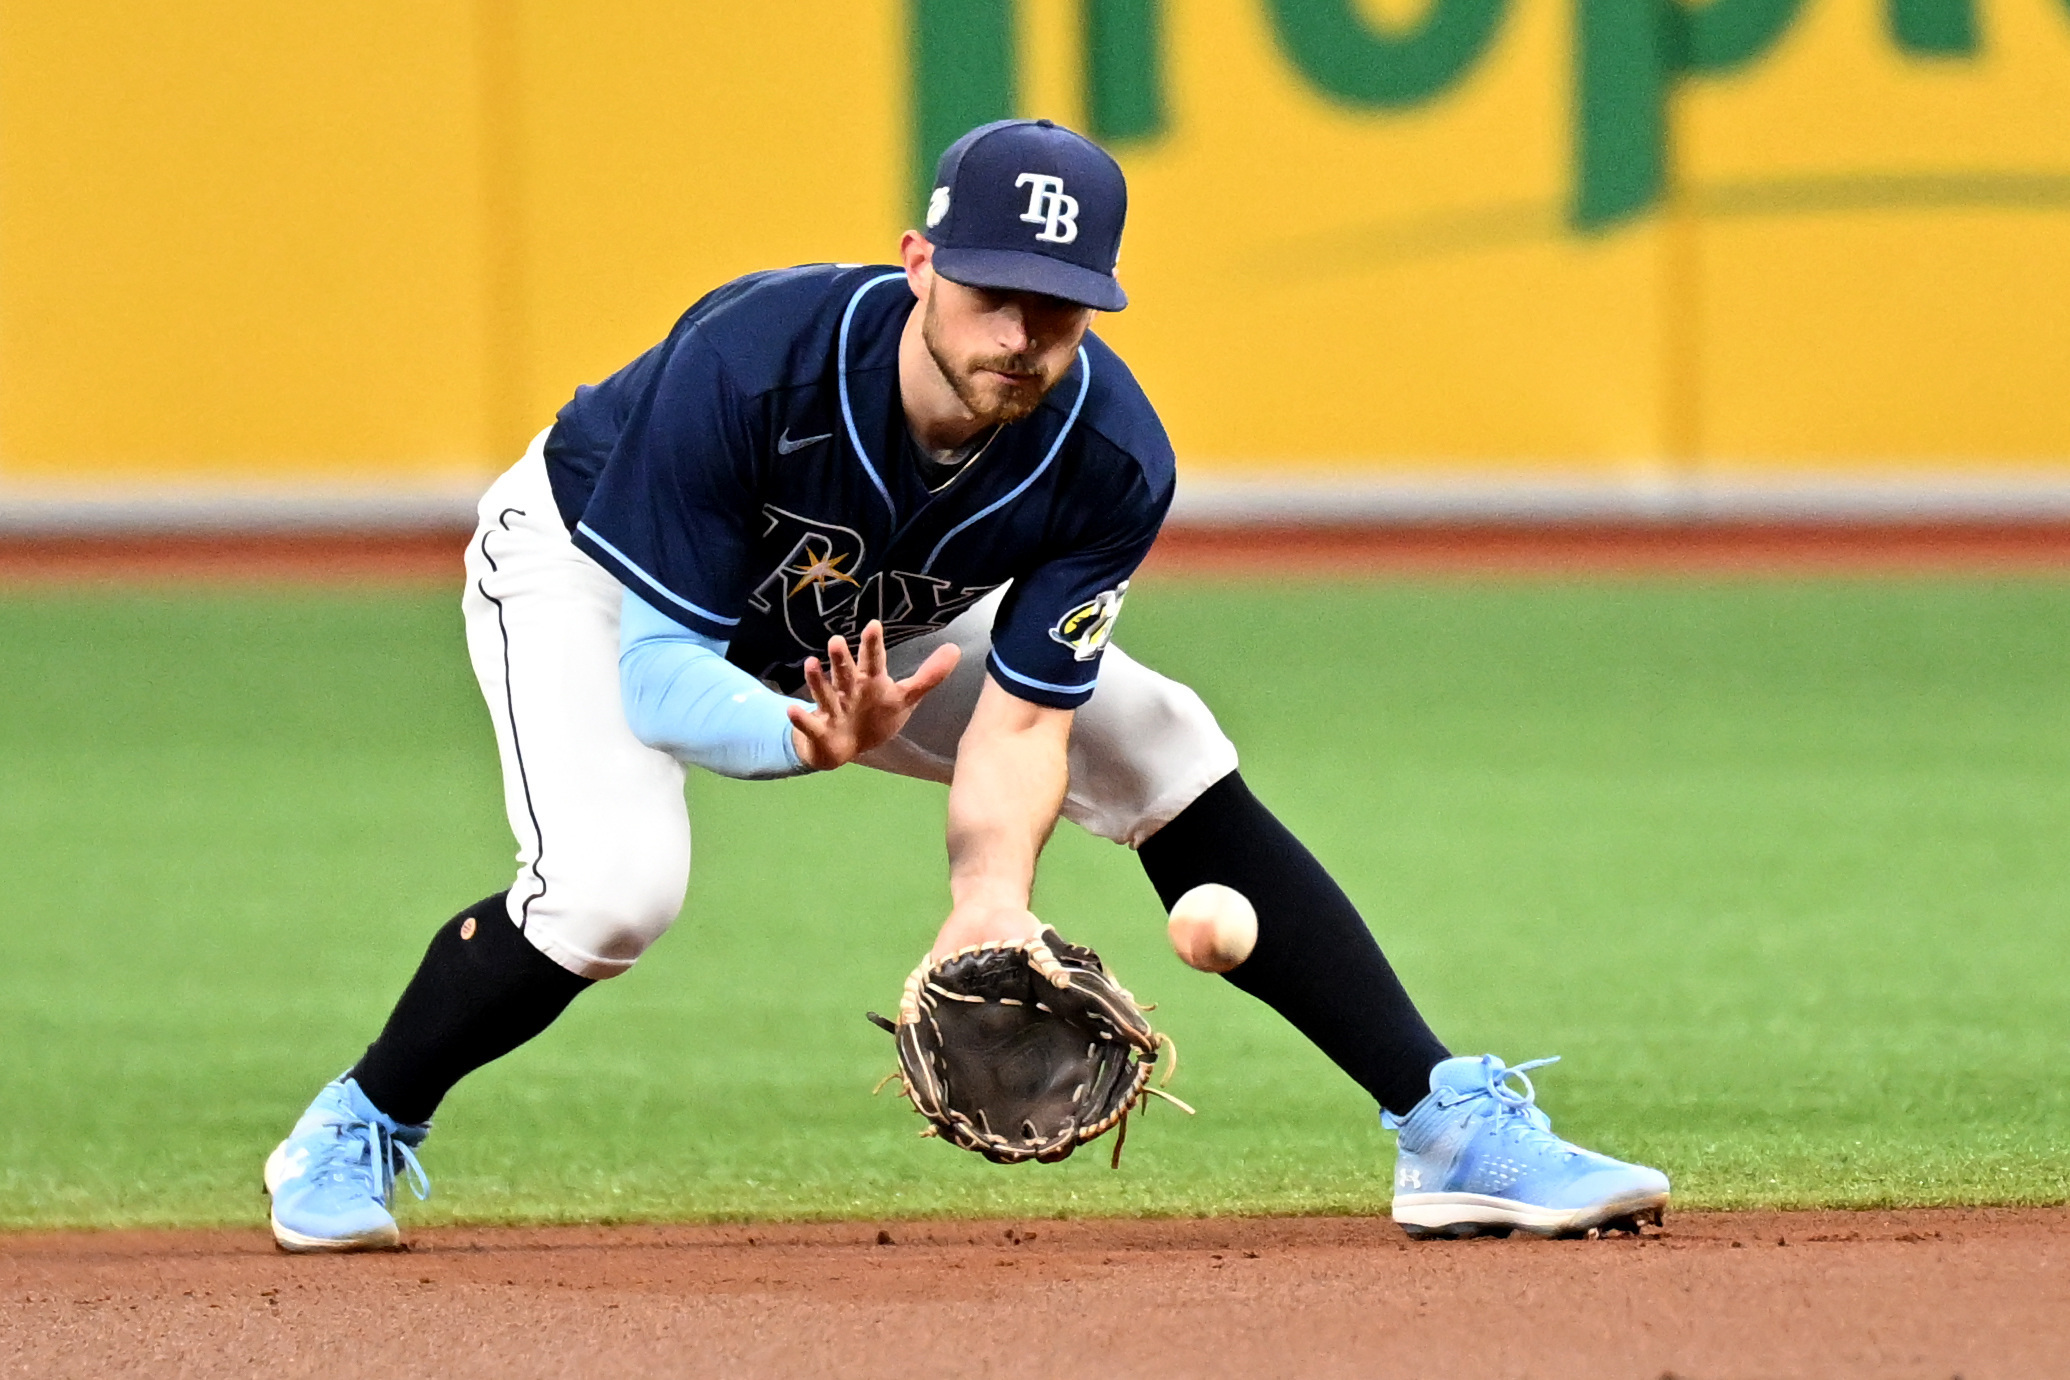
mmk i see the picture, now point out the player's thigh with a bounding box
[858,587,1007,784]
[1060,645,1237,847]
[863,587,1237,846]
[462,449,691,978]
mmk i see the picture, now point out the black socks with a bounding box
[1138,771,1450,1116]
[349,892,593,1126]
[348,775,1442,1125]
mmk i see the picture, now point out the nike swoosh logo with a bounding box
[776,428,833,455]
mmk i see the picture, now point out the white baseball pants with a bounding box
[462,435,1238,979]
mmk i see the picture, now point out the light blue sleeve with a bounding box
[618,588,813,780]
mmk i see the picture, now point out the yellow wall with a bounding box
[1,1,2066,483]
[1098,0,1669,471]
[0,1,495,477]
[1682,0,2070,469]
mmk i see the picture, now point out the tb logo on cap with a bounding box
[1014,173,1079,245]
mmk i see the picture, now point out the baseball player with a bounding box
[264,119,1668,1250]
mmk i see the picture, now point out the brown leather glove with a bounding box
[869,928,1190,1165]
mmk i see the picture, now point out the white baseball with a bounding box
[1167,883,1258,973]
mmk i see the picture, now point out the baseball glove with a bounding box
[867,927,1191,1166]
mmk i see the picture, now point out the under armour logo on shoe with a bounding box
[1015,173,1079,245]
[1396,1165,1422,1190]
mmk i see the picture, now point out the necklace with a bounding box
[917,424,1000,494]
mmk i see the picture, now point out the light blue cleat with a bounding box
[263,1076,430,1253]
[1382,1054,1669,1240]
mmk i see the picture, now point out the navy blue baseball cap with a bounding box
[922,119,1128,312]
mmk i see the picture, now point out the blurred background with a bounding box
[1,0,2067,526]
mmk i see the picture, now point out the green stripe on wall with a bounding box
[911,0,1016,222]
[1889,0,1979,56]
[1086,0,1165,142]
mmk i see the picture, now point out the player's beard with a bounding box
[921,292,1056,427]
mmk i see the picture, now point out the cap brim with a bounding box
[932,246,1127,312]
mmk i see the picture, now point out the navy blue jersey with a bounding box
[545,264,1175,709]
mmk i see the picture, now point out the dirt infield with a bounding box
[5,1210,2063,1378]
[8,521,2070,586]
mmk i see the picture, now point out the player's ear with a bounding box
[899,230,935,297]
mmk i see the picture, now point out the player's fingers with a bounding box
[857,620,888,680]
[898,643,962,701]
[826,635,857,701]
[802,657,836,715]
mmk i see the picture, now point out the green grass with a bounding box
[1,578,2066,1229]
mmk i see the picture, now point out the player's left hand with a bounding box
[788,620,959,771]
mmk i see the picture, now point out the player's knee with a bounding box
[580,872,688,967]
[1170,680,1226,742]
[524,836,690,978]
[1066,667,1240,847]
[1119,674,1234,760]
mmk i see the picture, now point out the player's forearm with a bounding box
[618,589,813,779]
[944,683,1073,912]
[946,755,1062,911]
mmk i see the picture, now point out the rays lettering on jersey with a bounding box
[749,505,996,653]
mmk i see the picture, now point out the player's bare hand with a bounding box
[929,901,1045,962]
[787,620,960,771]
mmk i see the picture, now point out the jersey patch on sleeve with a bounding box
[1048,581,1128,662]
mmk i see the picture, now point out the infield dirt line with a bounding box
[5,1208,2064,1378]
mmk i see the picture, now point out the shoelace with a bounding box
[1485,1055,1560,1110]
[308,1118,432,1204]
[1383,1055,1579,1154]
[1462,1055,1575,1155]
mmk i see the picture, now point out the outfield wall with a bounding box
[0,1,2066,496]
